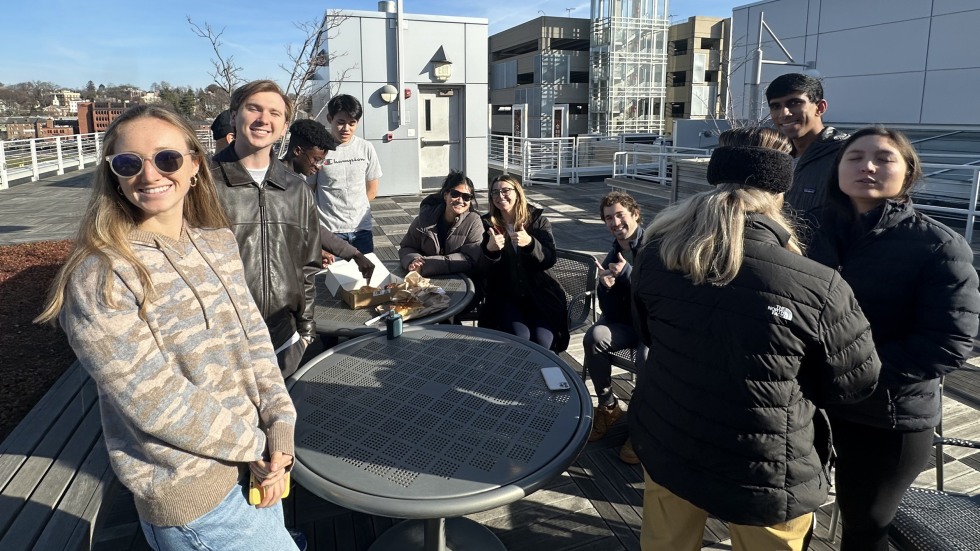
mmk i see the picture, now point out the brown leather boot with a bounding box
[588,401,625,442]
[619,437,640,465]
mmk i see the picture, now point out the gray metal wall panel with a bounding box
[375,138,421,196]
[818,0,932,32]
[922,68,980,126]
[464,136,489,191]
[466,85,489,139]
[359,17,395,83]
[465,23,489,84]
[826,72,924,125]
[933,0,978,16]
[927,11,980,71]
[816,19,929,76]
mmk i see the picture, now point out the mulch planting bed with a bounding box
[0,240,75,441]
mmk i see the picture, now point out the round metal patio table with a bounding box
[286,325,592,551]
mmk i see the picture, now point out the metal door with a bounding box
[418,87,462,189]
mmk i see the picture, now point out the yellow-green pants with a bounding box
[641,470,813,551]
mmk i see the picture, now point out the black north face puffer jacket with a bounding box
[629,214,880,526]
[807,199,980,431]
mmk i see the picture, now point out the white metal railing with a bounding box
[0,133,102,189]
[605,152,980,246]
[612,147,710,186]
[487,133,677,186]
[0,130,216,189]
[912,162,980,244]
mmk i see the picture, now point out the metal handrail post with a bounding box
[522,139,531,185]
[0,142,8,190]
[30,140,39,181]
[556,141,562,186]
[571,136,580,183]
[967,168,980,244]
[502,136,509,175]
[56,137,65,176]
[77,136,85,169]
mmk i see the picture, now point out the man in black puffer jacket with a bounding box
[629,128,880,550]
[767,73,849,213]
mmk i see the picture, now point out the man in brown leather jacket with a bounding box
[211,80,320,378]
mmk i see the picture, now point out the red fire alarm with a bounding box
[404,88,412,99]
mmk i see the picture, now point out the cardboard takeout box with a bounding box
[320,253,403,309]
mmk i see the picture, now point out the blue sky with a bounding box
[3,0,739,91]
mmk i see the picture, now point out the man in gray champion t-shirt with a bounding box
[312,94,382,254]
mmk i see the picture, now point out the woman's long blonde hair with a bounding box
[487,174,532,231]
[645,127,801,286]
[35,105,229,324]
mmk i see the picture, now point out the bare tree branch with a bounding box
[187,16,245,100]
[281,11,355,119]
[276,10,358,149]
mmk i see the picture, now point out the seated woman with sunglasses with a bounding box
[477,175,569,352]
[399,170,483,276]
[35,104,298,551]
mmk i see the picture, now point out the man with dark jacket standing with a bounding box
[281,118,374,280]
[212,80,320,379]
[766,73,849,212]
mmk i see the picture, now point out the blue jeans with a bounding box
[335,229,374,254]
[140,482,298,551]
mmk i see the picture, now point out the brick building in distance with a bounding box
[3,117,77,140]
[77,101,130,134]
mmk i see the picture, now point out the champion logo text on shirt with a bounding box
[323,157,367,166]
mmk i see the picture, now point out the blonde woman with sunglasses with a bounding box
[477,175,569,352]
[36,105,298,551]
[399,170,483,276]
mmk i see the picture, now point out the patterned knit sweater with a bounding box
[60,226,296,526]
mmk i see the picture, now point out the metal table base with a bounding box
[369,518,506,551]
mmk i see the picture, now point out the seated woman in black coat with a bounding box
[398,170,483,276]
[477,175,569,352]
[630,127,880,551]
[806,126,980,551]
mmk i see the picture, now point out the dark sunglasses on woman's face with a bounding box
[449,189,473,202]
[105,149,195,178]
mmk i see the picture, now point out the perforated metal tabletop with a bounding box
[312,263,474,338]
[287,325,592,549]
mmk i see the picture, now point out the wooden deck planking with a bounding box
[947,361,980,409]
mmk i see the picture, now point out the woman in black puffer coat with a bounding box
[630,128,880,551]
[806,126,980,551]
[477,175,569,352]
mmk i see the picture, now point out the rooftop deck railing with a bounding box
[6,130,980,246]
[610,149,980,246]
[0,130,215,189]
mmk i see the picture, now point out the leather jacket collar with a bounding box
[212,143,289,190]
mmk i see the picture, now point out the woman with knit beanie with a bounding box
[629,127,880,551]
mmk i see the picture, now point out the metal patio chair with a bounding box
[889,377,980,550]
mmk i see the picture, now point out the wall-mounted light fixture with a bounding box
[380,84,399,104]
[430,46,453,83]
